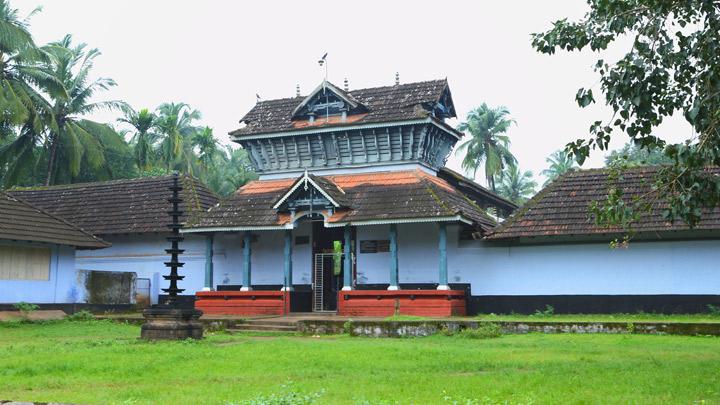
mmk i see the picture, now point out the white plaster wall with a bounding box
[356,223,442,285]
[0,242,76,304]
[77,234,216,304]
[210,222,312,289]
[448,224,720,295]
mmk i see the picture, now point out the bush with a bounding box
[66,310,96,321]
[456,323,502,339]
[708,304,720,316]
[13,302,39,313]
[532,305,555,317]
[343,319,355,335]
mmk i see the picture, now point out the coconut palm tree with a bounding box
[541,149,577,186]
[496,165,537,205]
[0,1,62,128]
[40,34,127,185]
[0,1,66,186]
[155,102,201,173]
[118,107,156,171]
[455,103,517,191]
[193,126,218,171]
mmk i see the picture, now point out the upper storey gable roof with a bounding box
[231,79,457,138]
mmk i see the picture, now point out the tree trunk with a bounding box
[45,134,59,186]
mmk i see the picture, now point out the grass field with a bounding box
[1,320,719,404]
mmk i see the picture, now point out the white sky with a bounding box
[16,0,692,186]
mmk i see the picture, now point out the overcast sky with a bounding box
[16,0,692,185]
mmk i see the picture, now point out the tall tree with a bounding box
[118,107,156,171]
[496,166,538,205]
[0,1,65,186]
[41,34,126,185]
[155,102,201,174]
[541,149,577,186]
[605,142,673,167]
[532,0,720,227]
[193,126,218,172]
[455,103,517,191]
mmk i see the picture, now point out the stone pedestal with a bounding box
[141,306,203,340]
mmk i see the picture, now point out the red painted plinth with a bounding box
[337,290,466,317]
[195,291,290,316]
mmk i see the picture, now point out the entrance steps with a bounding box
[228,318,299,333]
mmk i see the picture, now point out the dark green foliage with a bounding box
[0,0,256,195]
[532,0,720,228]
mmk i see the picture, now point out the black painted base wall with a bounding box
[469,295,720,315]
[0,303,135,314]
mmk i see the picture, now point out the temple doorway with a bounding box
[312,221,355,311]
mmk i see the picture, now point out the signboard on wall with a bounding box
[360,240,390,253]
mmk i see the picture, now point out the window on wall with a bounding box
[0,245,51,280]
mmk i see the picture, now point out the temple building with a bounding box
[185,79,516,316]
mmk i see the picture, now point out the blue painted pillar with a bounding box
[437,223,450,290]
[342,225,353,290]
[283,229,293,291]
[388,224,399,290]
[203,234,214,291]
[241,231,252,291]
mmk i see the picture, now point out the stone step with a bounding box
[242,321,297,328]
[231,324,298,332]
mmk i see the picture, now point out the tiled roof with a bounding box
[9,175,219,236]
[487,166,720,240]
[231,79,455,137]
[188,170,497,232]
[0,193,109,249]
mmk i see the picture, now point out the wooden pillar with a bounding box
[240,231,252,291]
[342,225,353,290]
[282,230,293,291]
[203,234,214,291]
[437,223,450,290]
[388,224,399,290]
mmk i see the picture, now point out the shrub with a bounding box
[456,323,502,339]
[66,310,95,321]
[708,304,720,316]
[532,305,555,317]
[13,302,39,314]
[343,319,355,335]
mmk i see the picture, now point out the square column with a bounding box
[240,231,252,291]
[388,224,399,290]
[282,229,293,291]
[202,234,214,291]
[437,223,450,290]
[342,225,353,291]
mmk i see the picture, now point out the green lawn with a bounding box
[1,321,719,404]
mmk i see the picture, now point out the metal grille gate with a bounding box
[313,253,352,312]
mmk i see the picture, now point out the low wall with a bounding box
[337,290,466,317]
[195,291,290,315]
[298,319,720,337]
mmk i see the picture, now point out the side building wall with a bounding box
[0,241,77,304]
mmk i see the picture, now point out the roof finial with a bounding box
[395,72,400,86]
[296,84,301,97]
[343,77,349,92]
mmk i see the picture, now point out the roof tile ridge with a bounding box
[2,192,110,247]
